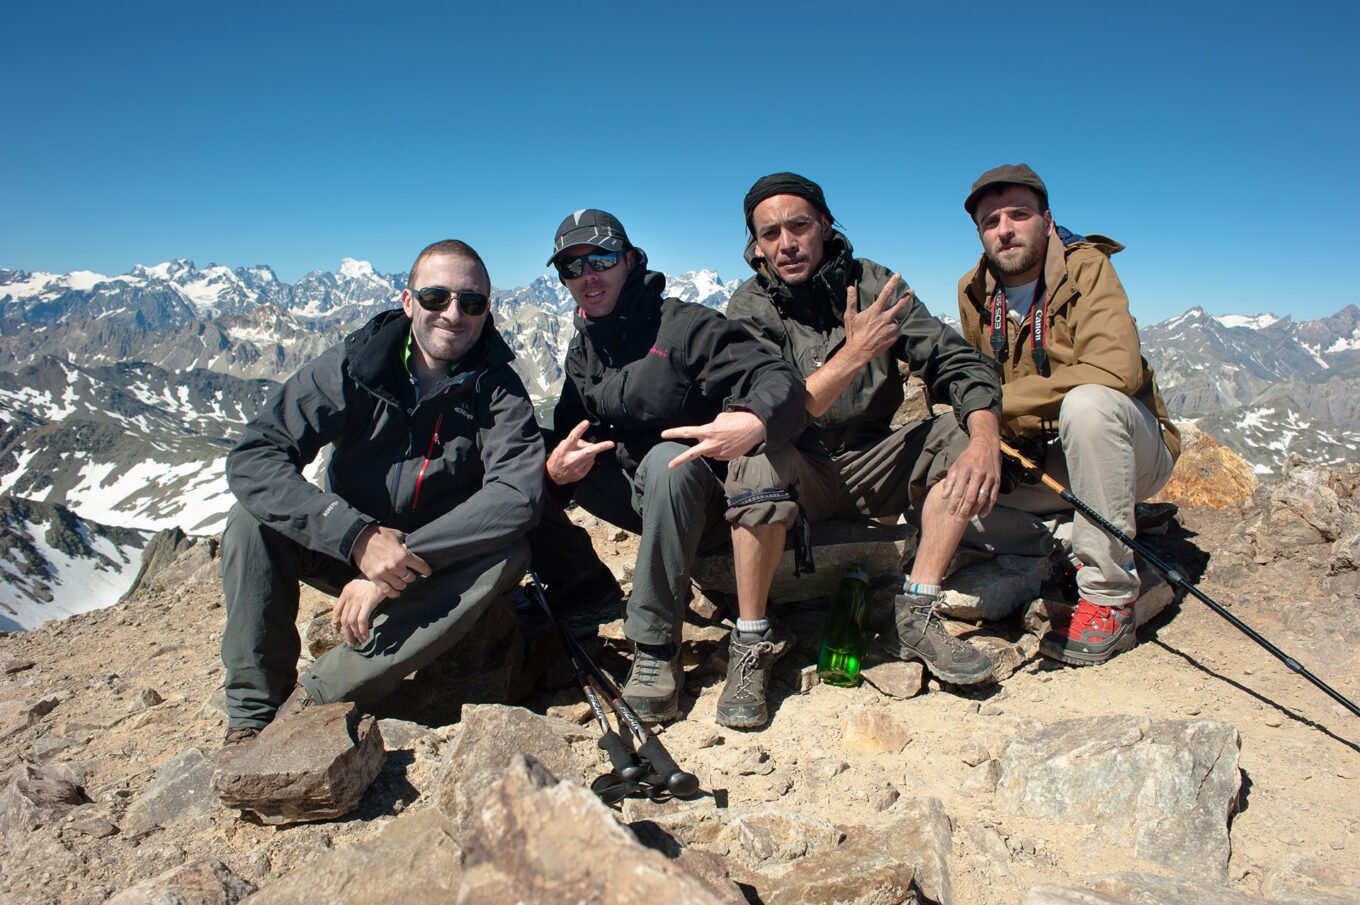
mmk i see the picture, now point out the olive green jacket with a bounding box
[728,232,1001,455]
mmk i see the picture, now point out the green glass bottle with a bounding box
[817,566,870,687]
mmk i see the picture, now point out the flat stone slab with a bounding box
[693,520,915,604]
[212,702,385,825]
[937,554,1054,621]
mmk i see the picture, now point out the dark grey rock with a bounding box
[938,554,1054,620]
[0,760,89,840]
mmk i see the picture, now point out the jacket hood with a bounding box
[964,225,1123,311]
[344,308,516,402]
[744,230,856,303]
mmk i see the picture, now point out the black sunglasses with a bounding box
[412,287,489,316]
[555,250,625,280]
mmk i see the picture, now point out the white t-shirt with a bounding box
[1004,279,1038,319]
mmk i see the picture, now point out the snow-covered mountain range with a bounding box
[0,258,1355,628]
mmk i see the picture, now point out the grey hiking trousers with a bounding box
[220,503,529,730]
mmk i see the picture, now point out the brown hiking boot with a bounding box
[894,592,994,686]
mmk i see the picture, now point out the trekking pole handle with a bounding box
[638,736,701,797]
[999,440,1067,496]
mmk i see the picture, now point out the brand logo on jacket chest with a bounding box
[648,345,668,358]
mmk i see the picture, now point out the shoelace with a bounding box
[730,640,775,696]
[631,653,667,687]
[1069,603,1127,638]
[909,601,976,657]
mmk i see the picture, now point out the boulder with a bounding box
[740,824,919,905]
[122,747,218,836]
[434,703,583,830]
[997,717,1241,880]
[211,702,385,824]
[457,754,724,904]
[1082,869,1359,904]
[105,858,255,905]
[0,695,59,742]
[1152,425,1257,510]
[717,808,845,867]
[884,796,955,905]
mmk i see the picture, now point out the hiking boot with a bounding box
[277,683,316,720]
[716,628,787,729]
[894,592,994,686]
[1040,599,1136,666]
[622,644,682,723]
[223,726,260,748]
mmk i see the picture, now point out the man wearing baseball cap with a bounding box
[536,209,806,725]
[725,173,1050,702]
[957,164,1180,666]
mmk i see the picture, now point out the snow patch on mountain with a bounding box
[1215,313,1280,329]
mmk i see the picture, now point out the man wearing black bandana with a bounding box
[958,164,1180,667]
[726,173,1042,699]
[538,209,806,727]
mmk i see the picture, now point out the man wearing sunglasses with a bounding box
[534,209,805,727]
[958,164,1179,666]
[724,173,1054,693]
[219,239,544,747]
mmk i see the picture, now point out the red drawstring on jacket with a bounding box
[411,414,443,511]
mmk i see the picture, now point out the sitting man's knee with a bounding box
[1059,384,1130,433]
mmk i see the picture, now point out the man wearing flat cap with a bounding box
[958,164,1179,666]
[536,209,806,726]
[725,173,1046,702]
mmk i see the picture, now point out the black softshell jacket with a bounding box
[227,309,544,571]
[552,261,805,478]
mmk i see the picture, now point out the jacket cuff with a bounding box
[340,516,375,564]
[956,390,1002,430]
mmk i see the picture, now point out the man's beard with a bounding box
[987,240,1043,277]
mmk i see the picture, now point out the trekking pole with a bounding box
[526,572,701,795]
[1000,441,1360,719]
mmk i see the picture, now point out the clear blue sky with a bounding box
[4,1,1357,324]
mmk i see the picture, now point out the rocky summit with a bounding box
[0,445,1358,904]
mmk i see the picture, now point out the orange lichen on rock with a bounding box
[1151,424,1258,509]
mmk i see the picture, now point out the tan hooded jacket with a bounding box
[957,226,1180,461]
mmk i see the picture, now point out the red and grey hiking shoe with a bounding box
[1040,599,1136,666]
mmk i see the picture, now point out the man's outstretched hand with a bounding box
[661,410,767,469]
[547,419,616,485]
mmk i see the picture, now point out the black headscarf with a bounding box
[742,172,835,236]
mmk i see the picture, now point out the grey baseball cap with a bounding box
[547,209,631,265]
